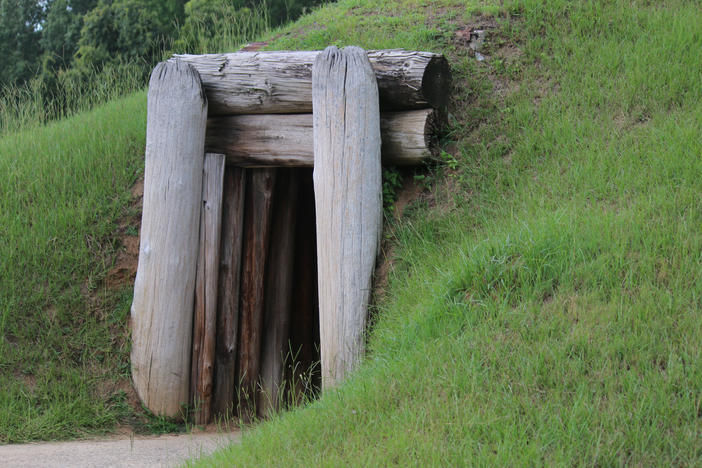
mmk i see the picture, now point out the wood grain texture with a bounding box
[172,49,450,114]
[212,166,246,417]
[130,60,207,417]
[312,46,383,390]
[191,153,226,425]
[206,109,442,167]
[237,168,276,416]
[258,169,299,416]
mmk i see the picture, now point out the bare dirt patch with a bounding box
[373,171,427,304]
[240,41,269,51]
[105,178,143,290]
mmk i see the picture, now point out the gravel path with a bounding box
[0,431,240,467]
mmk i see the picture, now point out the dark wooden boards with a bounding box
[237,168,277,417]
[191,153,226,425]
[212,166,246,416]
[259,169,299,416]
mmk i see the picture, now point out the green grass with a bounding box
[191,0,702,465]
[0,63,146,137]
[0,93,146,442]
[0,2,276,443]
[1,0,700,462]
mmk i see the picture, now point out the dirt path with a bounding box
[0,431,240,467]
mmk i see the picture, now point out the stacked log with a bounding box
[205,109,443,167]
[132,48,450,423]
[172,50,450,114]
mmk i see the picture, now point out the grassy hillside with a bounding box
[0,93,146,442]
[1,0,700,463]
[192,0,702,465]
[0,2,271,443]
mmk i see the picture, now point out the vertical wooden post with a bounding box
[312,46,383,389]
[212,166,246,417]
[191,153,226,425]
[237,168,276,416]
[259,169,299,415]
[131,60,208,417]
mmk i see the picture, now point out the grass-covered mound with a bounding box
[1,0,699,461]
[193,0,702,465]
[0,0,271,444]
[0,93,146,442]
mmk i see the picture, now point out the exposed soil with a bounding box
[240,41,269,51]
[105,178,143,291]
[98,177,154,432]
[373,172,420,300]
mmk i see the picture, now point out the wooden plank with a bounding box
[312,46,383,390]
[258,169,299,416]
[237,168,276,417]
[191,153,226,425]
[206,109,443,167]
[172,49,450,114]
[212,166,246,417]
[130,60,208,417]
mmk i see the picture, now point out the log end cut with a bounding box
[422,55,451,110]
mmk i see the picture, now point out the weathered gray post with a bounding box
[312,46,383,389]
[131,60,207,417]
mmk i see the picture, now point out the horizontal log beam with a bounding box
[172,50,450,114]
[205,109,442,167]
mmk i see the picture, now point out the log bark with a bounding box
[131,60,207,417]
[212,166,246,417]
[172,49,450,115]
[237,168,276,417]
[312,47,382,390]
[206,109,442,167]
[258,169,298,416]
[191,153,226,425]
